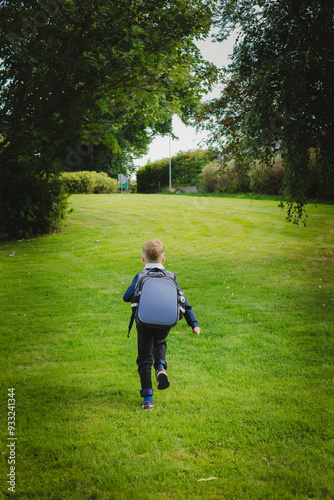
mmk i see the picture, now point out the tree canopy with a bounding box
[0,0,216,238]
[196,0,334,223]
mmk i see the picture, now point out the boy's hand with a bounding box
[193,326,200,335]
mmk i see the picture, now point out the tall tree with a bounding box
[0,0,216,238]
[196,0,334,223]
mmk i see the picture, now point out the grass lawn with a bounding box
[1,193,333,499]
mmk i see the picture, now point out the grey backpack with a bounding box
[127,268,186,336]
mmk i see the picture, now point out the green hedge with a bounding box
[136,149,212,193]
[61,171,118,194]
[0,169,69,240]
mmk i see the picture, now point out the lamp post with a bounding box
[169,133,172,190]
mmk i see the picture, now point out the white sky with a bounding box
[133,32,236,169]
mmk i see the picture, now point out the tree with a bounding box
[0,0,216,238]
[196,0,334,223]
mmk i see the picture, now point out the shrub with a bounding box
[172,150,211,186]
[200,151,333,199]
[129,182,137,193]
[222,159,251,193]
[0,169,69,240]
[248,156,285,195]
[90,172,118,193]
[201,159,251,194]
[61,171,92,193]
[136,159,169,193]
[200,162,225,193]
[136,149,213,193]
[61,171,118,194]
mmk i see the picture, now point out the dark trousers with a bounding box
[136,325,170,397]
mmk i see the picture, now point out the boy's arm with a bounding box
[184,297,200,334]
[123,273,139,302]
[175,278,200,335]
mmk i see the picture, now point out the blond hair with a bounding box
[142,239,165,263]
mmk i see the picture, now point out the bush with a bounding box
[222,159,251,193]
[136,149,212,193]
[129,182,137,193]
[200,162,224,193]
[90,171,118,193]
[0,169,69,240]
[200,159,251,194]
[61,171,118,194]
[136,159,169,193]
[200,151,333,199]
[248,156,285,195]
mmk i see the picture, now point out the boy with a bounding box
[123,239,200,409]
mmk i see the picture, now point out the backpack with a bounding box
[127,268,186,337]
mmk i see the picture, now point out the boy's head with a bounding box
[142,239,165,264]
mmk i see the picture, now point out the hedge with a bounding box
[0,170,69,240]
[136,149,212,193]
[61,171,118,194]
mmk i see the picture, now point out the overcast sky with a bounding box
[133,32,237,169]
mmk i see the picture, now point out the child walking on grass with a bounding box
[123,239,200,409]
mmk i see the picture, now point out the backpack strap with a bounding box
[146,267,168,277]
[127,298,139,337]
[127,271,147,338]
[127,310,135,338]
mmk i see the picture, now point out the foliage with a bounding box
[61,171,118,194]
[136,158,168,193]
[248,156,285,195]
[91,144,136,179]
[56,142,144,179]
[129,182,137,193]
[200,161,223,193]
[201,153,332,198]
[1,194,333,498]
[225,158,251,193]
[0,164,69,240]
[136,149,213,192]
[0,0,217,238]
[201,159,251,194]
[196,0,334,223]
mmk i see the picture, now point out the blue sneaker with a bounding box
[142,399,154,410]
[156,367,170,390]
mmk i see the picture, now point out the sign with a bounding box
[118,174,127,184]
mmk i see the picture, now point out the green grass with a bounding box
[1,194,333,499]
